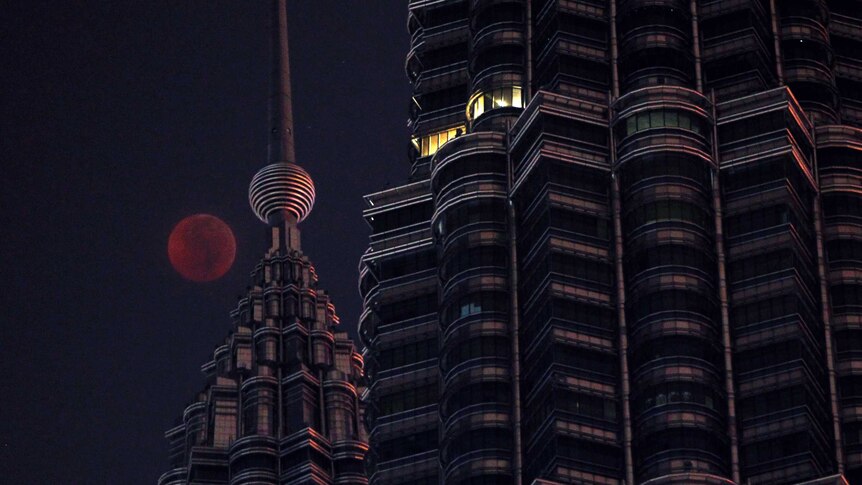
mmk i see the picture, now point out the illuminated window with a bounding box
[411,125,465,157]
[467,86,523,121]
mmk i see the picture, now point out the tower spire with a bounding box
[249,0,315,230]
[269,0,295,165]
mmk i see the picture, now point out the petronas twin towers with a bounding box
[161,1,862,484]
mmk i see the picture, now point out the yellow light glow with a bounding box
[466,86,523,121]
[416,125,466,157]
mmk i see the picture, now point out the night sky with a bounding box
[1,2,409,483]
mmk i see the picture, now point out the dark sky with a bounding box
[1,1,409,483]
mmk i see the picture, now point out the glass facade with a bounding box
[362,1,862,485]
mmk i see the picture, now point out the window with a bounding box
[411,125,465,157]
[424,1,467,28]
[523,342,618,395]
[619,109,706,139]
[518,207,611,254]
[376,429,438,462]
[328,400,356,441]
[840,375,862,399]
[377,384,437,416]
[283,385,319,434]
[442,382,510,417]
[472,44,523,74]
[637,429,728,466]
[520,295,616,351]
[378,337,438,371]
[819,146,862,171]
[717,109,784,144]
[623,199,711,233]
[544,114,608,146]
[376,248,436,280]
[635,381,721,415]
[556,389,617,421]
[630,335,721,371]
[441,335,511,373]
[728,249,793,282]
[618,5,690,34]
[212,400,237,448]
[731,293,818,328]
[628,288,716,322]
[619,151,711,190]
[724,204,809,239]
[823,193,862,220]
[735,339,820,374]
[444,428,513,463]
[235,346,252,370]
[721,155,813,198]
[520,250,613,293]
[441,243,507,281]
[421,43,467,70]
[737,385,808,418]
[467,85,523,120]
[242,389,275,436]
[443,290,509,326]
[829,239,862,265]
[627,244,714,278]
[741,432,814,467]
[376,292,437,324]
[557,436,622,469]
[473,2,523,32]
[433,153,506,192]
[526,435,621,478]
[369,201,433,233]
[415,84,469,113]
[621,46,694,90]
[831,284,862,313]
[845,422,862,445]
[439,198,507,236]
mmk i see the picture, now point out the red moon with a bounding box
[168,214,236,282]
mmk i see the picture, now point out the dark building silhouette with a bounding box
[359,1,862,484]
[159,2,367,484]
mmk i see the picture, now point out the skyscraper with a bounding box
[158,2,367,484]
[359,1,862,484]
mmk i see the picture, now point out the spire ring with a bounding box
[249,162,315,223]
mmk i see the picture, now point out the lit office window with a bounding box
[467,86,523,120]
[412,125,466,157]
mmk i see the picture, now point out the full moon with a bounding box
[168,214,236,282]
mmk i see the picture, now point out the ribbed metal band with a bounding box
[249,162,315,223]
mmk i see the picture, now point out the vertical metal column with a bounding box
[768,0,784,84]
[610,0,620,99]
[277,293,284,482]
[608,5,630,475]
[506,123,524,485]
[812,128,845,473]
[709,92,740,484]
[609,118,635,484]
[525,0,532,102]
[690,0,703,92]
